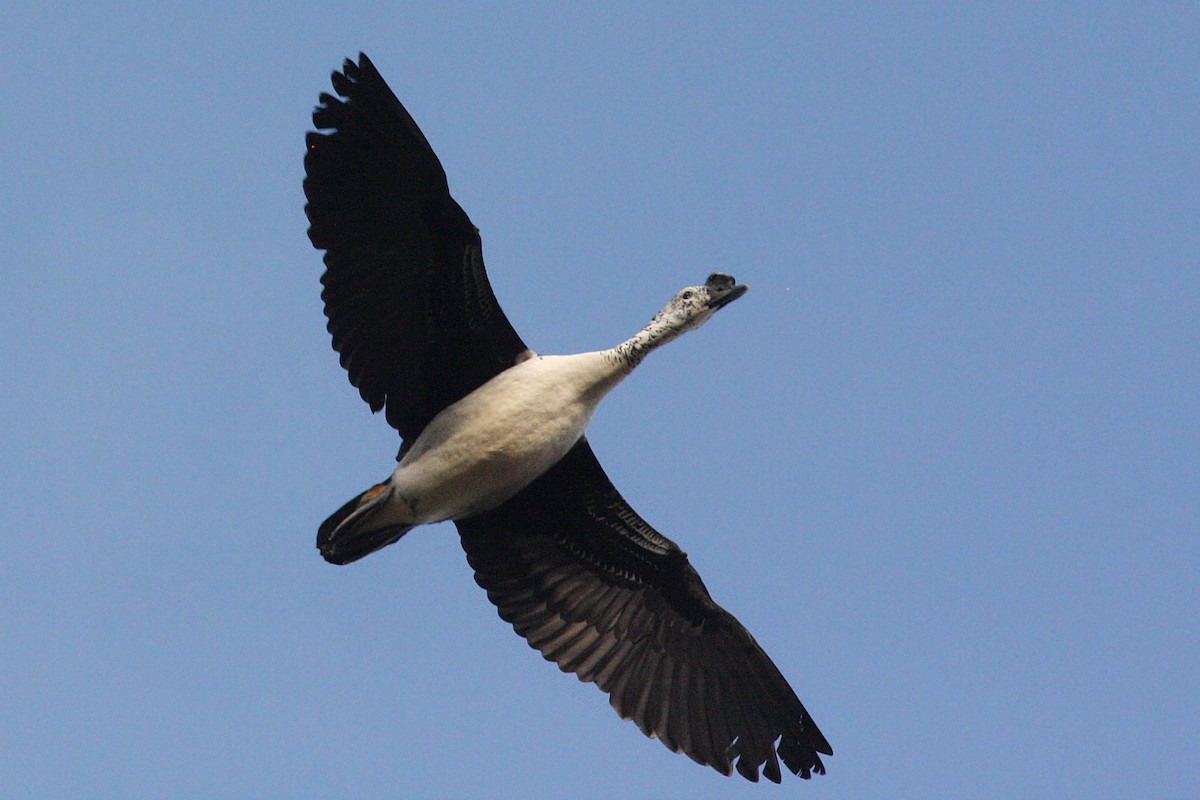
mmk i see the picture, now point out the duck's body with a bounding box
[390,350,621,526]
[304,53,831,783]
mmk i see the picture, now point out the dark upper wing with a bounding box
[455,438,831,782]
[304,54,530,444]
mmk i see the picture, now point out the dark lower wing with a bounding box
[456,438,831,782]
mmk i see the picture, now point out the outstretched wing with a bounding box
[304,54,530,444]
[456,438,831,782]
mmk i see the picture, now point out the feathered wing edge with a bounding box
[456,439,831,782]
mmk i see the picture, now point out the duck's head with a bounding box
[654,272,749,335]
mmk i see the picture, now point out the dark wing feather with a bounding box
[304,53,530,444]
[456,438,831,782]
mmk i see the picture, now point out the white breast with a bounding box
[391,351,625,524]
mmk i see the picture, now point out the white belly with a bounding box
[391,351,623,524]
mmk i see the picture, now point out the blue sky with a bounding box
[3,3,1197,798]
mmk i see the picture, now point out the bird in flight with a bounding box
[303,53,831,783]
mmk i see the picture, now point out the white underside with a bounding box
[383,350,626,526]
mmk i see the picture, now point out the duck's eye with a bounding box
[681,291,694,300]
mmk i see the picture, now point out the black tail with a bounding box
[317,485,412,565]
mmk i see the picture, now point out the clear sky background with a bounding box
[3,3,1197,798]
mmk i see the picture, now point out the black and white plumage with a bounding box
[304,53,831,783]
